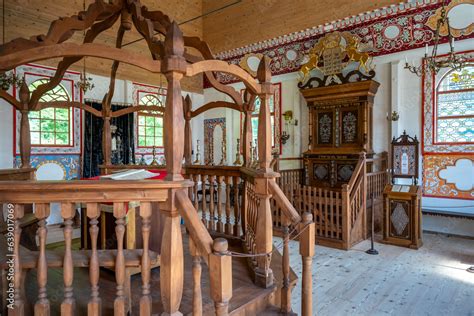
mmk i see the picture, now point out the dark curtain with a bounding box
[82,102,135,178]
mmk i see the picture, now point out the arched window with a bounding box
[436,66,474,144]
[28,79,72,146]
[137,93,165,147]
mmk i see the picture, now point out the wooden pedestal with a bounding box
[382,184,422,249]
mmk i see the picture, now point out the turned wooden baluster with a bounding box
[224,176,232,235]
[12,204,25,315]
[87,203,101,315]
[216,176,224,233]
[114,202,127,315]
[35,203,50,315]
[233,177,241,237]
[61,203,76,315]
[300,212,315,316]
[139,202,152,315]
[281,215,292,314]
[209,175,216,231]
[194,174,200,211]
[189,238,202,316]
[202,174,208,227]
[210,238,232,316]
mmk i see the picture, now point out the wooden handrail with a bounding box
[269,180,301,224]
[176,190,213,265]
[0,180,193,203]
[347,155,365,191]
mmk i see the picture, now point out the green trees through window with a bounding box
[28,79,72,146]
[137,93,165,148]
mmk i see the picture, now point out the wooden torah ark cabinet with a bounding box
[301,80,380,187]
[382,184,423,249]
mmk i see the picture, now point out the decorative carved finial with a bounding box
[164,21,184,57]
[212,238,228,254]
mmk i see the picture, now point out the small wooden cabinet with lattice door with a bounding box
[382,184,422,249]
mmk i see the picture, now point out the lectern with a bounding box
[383,184,422,249]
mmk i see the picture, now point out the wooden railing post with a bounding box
[160,20,187,316]
[209,238,232,316]
[61,203,76,315]
[254,177,274,288]
[160,190,184,316]
[362,153,368,239]
[12,204,25,315]
[341,184,350,250]
[189,238,203,316]
[139,202,152,315]
[300,212,315,316]
[34,203,50,315]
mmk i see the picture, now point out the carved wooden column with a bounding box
[256,57,273,173]
[252,57,276,288]
[102,116,112,166]
[184,95,193,166]
[18,81,31,168]
[254,177,274,288]
[242,108,253,167]
[160,21,187,316]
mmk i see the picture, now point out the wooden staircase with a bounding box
[14,233,296,315]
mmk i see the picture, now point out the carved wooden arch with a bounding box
[190,101,243,119]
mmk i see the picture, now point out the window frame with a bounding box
[434,65,474,145]
[27,77,74,148]
[136,90,166,149]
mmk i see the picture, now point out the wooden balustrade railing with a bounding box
[0,179,235,316]
[271,154,368,250]
[185,166,243,240]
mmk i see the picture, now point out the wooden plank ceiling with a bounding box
[203,0,403,54]
[2,0,203,93]
[3,0,405,93]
